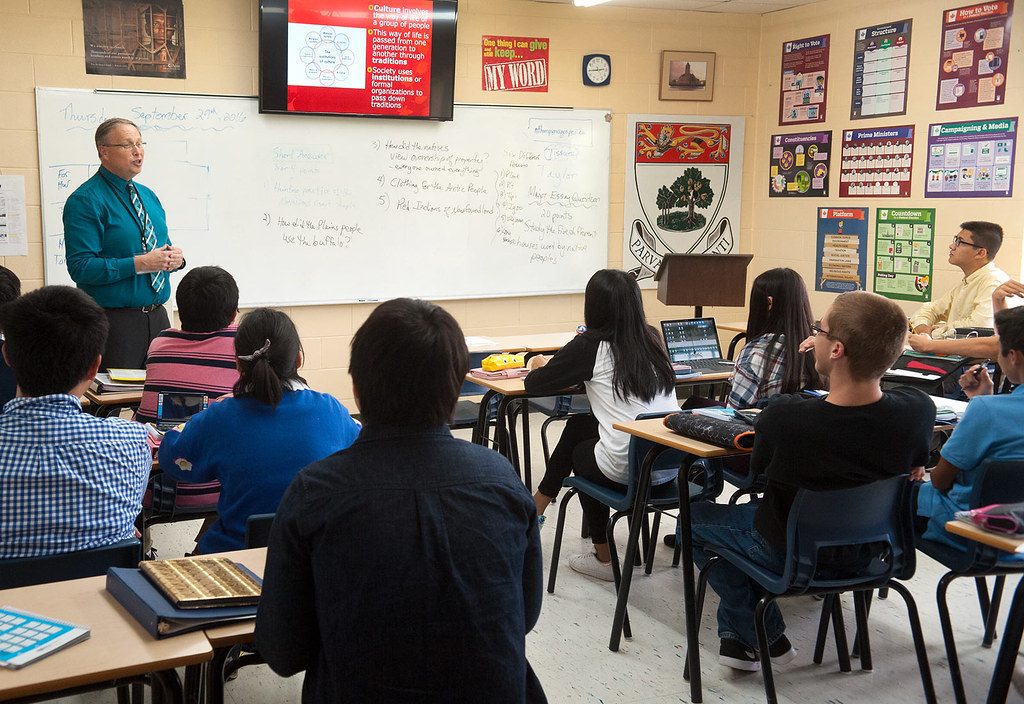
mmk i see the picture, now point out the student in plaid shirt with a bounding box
[0,286,150,559]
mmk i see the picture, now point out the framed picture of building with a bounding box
[659,51,715,102]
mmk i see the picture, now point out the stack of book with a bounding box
[107,557,262,638]
[90,369,146,394]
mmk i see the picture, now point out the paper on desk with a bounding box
[886,368,941,381]
[0,176,28,257]
[465,336,498,347]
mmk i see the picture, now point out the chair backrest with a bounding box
[0,538,141,590]
[245,513,276,549]
[780,475,912,592]
[623,411,709,506]
[971,459,1024,508]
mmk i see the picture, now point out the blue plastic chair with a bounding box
[529,393,593,469]
[693,475,936,704]
[916,459,1024,704]
[0,538,141,589]
[546,411,722,641]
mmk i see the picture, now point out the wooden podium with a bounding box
[653,253,753,317]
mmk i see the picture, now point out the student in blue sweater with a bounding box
[158,307,360,553]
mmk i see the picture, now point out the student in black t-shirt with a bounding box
[0,266,21,411]
[691,290,935,672]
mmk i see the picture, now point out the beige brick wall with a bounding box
[8,1,1021,408]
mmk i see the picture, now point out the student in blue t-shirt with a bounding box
[158,307,361,553]
[917,305,1024,556]
[0,266,20,411]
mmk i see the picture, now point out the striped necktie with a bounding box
[127,181,166,295]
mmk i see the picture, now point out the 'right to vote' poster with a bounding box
[936,1,1014,110]
[779,35,830,125]
[816,207,867,294]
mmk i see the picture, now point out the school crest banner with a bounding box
[623,115,745,282]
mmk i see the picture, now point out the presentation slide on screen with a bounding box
[287,0,434,116]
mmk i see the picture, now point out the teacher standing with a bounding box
[63,117,184,370]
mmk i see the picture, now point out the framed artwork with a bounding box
[659,51,715,101]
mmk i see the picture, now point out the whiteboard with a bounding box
[36,88,610,307]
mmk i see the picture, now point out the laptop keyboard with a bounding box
[685,359,734,371]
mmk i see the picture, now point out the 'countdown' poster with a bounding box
[874,208,935,303]
[623,115,745,283]
[816,207,867,293]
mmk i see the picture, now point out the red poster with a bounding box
[778,35,830,126]
[287,0,434,117]
[482,35,549,92]
[936,1,1014,110]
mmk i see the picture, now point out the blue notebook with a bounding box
[106,566,260,639]
[0,606,89,669]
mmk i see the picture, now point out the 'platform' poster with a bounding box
[623,115,745,283]
[816,207,868,294]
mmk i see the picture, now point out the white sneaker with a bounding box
[569,552,614,582]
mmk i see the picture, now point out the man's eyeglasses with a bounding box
[810,320,842,344]
[101,142,146,151]
[951,235,984,250]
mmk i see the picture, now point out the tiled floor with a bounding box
[55,421,1022,703]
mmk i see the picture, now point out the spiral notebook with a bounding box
[0,606,90,669]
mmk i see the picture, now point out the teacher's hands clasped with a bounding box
[135,244,184,274]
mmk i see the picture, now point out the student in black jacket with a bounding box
[0,266,20,411]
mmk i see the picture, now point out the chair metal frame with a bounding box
[691,476,936,704]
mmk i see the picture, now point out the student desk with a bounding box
[944,521,1024,704]
[82,388,143,418]
[201,547,266,704]
[466,331,576,355]
[470,372,732,490]
[611,417,745,704]
[0,574,212,704]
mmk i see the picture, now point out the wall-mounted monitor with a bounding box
[259,0,458,120]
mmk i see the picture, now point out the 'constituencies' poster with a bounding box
[816,207,867,294]
[874,208,935,303]
[768,131,831,197]
[779,35,830,125]
[936,1,1014,110]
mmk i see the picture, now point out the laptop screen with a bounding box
[660,318,724,363]
[157,392,209,425]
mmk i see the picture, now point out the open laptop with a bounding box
[155,392,209,431]
[660,318,736,374]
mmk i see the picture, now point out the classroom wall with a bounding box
[752,0,1024,320]
[0,0,761,405]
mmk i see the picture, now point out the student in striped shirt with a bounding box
[136,266,240,423]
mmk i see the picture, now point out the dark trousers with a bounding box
[537,414,626,545]
[102,305,170,370]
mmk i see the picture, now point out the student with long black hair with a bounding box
[727,267,821,408]
[158,307,360,553]
[525,269,679,581]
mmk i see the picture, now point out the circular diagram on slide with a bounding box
[794,171,811,193]
[813,163,828,179]
[300,27,357,86]
[779,151,795,170]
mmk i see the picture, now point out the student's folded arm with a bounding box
[955,286,999,330]
[62,196,137,285]
[256,480,319,676]
[155,413,216,483]
[929,457,962,493]
[922,334,1000,358]
[522,512,544,633]
[908,289,953,331]
[522,335,597,396]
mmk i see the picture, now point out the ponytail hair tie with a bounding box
[238,339,271,362]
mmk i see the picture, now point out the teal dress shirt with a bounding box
[63,166,172,309]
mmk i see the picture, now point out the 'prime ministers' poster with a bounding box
[816,207,867,294]
[83,0,186,78]
[874,208,935,303]
[623,115,745,283]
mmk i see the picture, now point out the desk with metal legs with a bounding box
[0,574,211,704]
[612,417,747,704]
[945,521,1024,704]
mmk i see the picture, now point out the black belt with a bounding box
[108,304,163,314]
